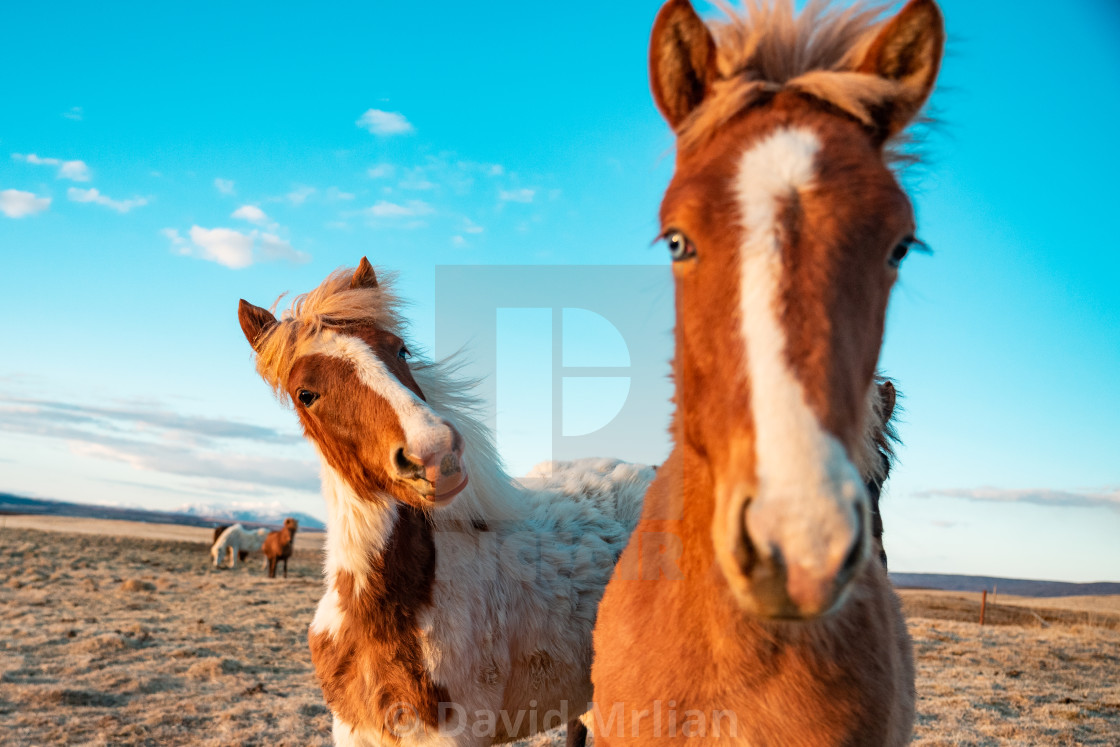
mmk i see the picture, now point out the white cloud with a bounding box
[0,394,317,494]
[399,173,436,191]
[287,186,315,205]
[364,200,433,218]
[0,189,51,218]
[916,487,1120,512]
[168,225,310,269]
[162,228,188,253]
[325,186,355,201]
[231,204,268,225]
[15,153,53,165]
[258,233,309,264]
[463,218,484,234]
[498,188,535,203]
[188,226,255,269]
[356,109,414,136]
[451,235,467,248]
[214,178,235,195]
[58,161,91,181]
[13,153,91,181]
[62,106,84,121]
[367,164,394,179]
[68,187,149,213]
[455,160,504,178]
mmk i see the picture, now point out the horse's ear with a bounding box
[350,257,378,290]
[238,299,277,351]
[649,0,717,131]
[854,0,944,139]
[878,379,897,422]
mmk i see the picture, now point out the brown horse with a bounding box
[262,517,299,578]
[591,0,943,744]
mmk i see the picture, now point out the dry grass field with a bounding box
[1,518,1117,746]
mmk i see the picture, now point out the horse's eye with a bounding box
[664,230,696,262]
[297,389,319,407]
[889,237,914,269]
[398,346,410,361]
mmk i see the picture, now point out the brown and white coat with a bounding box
[238,266,652,746]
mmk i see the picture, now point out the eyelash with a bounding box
[889,236,930,269]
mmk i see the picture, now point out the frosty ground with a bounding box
[1,518,1117,746]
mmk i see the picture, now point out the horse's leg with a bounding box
[282,558,288,578]
[565,718,588,747]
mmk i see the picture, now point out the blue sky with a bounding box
[1,1,1117,583]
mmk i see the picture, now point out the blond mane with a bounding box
[252,266,406,399]
[678,0,913,154]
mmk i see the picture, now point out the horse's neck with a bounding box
[319,463,403,589]
[317,455,521,597]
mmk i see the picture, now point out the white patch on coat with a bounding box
[309,458,397,642]
[733,126,865,577]
[315,455,399,600]
[210,524,267,568]
[310,586,347,639]
[415,457,652,742]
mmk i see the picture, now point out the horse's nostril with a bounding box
[734,499,757,575]
[393,447,424,479]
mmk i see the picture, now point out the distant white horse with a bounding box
[211,524,267,569]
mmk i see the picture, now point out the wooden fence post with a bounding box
[979,589,988,626]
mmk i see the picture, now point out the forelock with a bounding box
[677,0,920,163]
[250,265,407,400]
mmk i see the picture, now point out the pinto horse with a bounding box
[237,260,652,746]
[591,0,944,744]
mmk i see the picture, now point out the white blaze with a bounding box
[733,126,865,576]
[307,331,452,459]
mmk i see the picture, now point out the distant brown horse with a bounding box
[591,0,944,744]
[262,518,298,578]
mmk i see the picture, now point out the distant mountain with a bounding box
[175,502,325,530]
[3,492,1116,592]
[890,572,1120,598]
[0,492,324,531]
